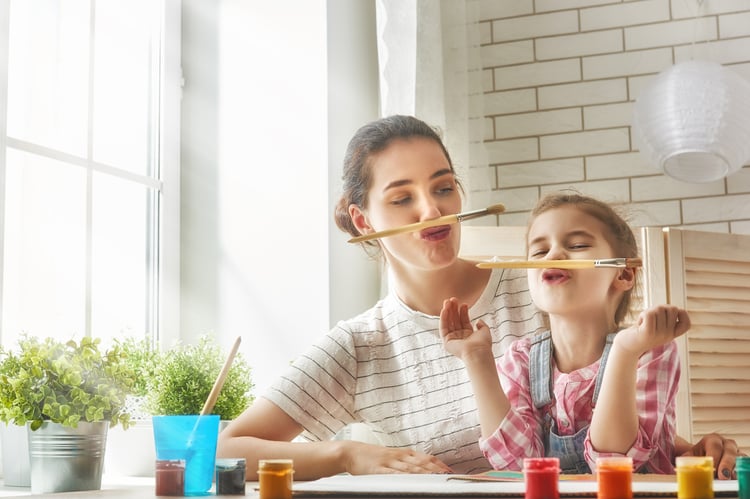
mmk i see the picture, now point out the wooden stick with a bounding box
[200,336,242,416]
[476,258,642,269]
[348,203,505,243]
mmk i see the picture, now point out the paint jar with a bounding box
[258,459,294,499]
[596,456,633,499]
[154,459,185,496]
[152,414,220,495]
[676,456,714,499]
[523,457,560,499]
[215,458,246,495]
[737,456,750,499]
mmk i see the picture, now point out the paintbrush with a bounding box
[476,258,643,269]
[348,203,506,243]
[200,336,242,416]
[184,336,242,457]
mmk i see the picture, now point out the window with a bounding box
[0,0,180,348]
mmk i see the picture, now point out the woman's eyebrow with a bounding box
[430,168,454,180]
[382,168,454,193]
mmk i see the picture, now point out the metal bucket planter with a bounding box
[28,421,108,494]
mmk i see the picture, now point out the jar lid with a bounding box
[215,458,246,470]
[596,456,633,470]
[675,456,713,470]
[155,459,186,469]
[523,457,559,471]
[258,459,294,471]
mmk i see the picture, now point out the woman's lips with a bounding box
[542,268,571,284]
[420,225,451,241]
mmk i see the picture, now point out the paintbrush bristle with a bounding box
[486,203,505,215]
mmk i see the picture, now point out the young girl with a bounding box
[440,192,690,474]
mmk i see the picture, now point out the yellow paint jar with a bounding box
[676,456,714,499]
[258,459,294,499]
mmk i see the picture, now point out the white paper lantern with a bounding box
[632,60,750,183]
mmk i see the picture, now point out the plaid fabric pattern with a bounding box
[479,336,679,474]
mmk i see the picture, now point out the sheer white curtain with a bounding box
[375,0,490,211]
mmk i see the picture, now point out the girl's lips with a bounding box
[420,225,451,241]
[541,268,570,284]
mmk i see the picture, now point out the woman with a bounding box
[217,115,742,480]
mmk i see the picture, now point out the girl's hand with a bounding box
[342,441,453,475]
[616,304,691,355]
[439,297,492,360]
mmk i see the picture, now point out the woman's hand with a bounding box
[678,433,746,480]
[439,297,492,361]
[342,441,453,475]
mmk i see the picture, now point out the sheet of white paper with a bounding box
[292,473,739,497]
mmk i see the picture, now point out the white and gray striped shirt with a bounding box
[264,268,546,474]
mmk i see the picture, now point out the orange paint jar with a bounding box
[596,457,633,499]
[676,456,714,499]
[258,459,294,499]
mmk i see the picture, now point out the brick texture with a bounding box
[480,0,750,234]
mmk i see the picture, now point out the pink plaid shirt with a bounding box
[479,335,679,473]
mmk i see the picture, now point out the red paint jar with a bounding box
[155,459,185,496]
[596,457,633,499]
[524,457,560,499]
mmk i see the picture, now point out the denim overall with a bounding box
[528,331,616,474]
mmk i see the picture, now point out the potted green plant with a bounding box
[103,335,254,478]
[103,336,161,477]
[0,335,135,493]
[145,335,254,420]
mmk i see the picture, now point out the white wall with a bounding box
[180,1,381,394]
[327,1,382,331]
[181,0,329,393]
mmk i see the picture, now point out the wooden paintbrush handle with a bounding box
[476,259,597,269]
[476,258,642,269]
[348,214,460,243]
[200,336,242,416]
[348,204,505,243]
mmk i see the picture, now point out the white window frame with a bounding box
[0,0,181,347]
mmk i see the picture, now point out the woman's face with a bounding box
[352,137,462,271]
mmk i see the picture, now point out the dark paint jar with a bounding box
[215,458,246,495]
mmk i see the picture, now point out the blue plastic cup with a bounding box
[152,415,220,496]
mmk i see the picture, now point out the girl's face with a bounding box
[350,137,462,271]
[526,205,629,319]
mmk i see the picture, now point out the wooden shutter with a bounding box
[664,228,750,450]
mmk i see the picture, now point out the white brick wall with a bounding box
[480,0,750,234]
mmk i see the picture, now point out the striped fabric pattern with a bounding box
[264,268,547,474]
